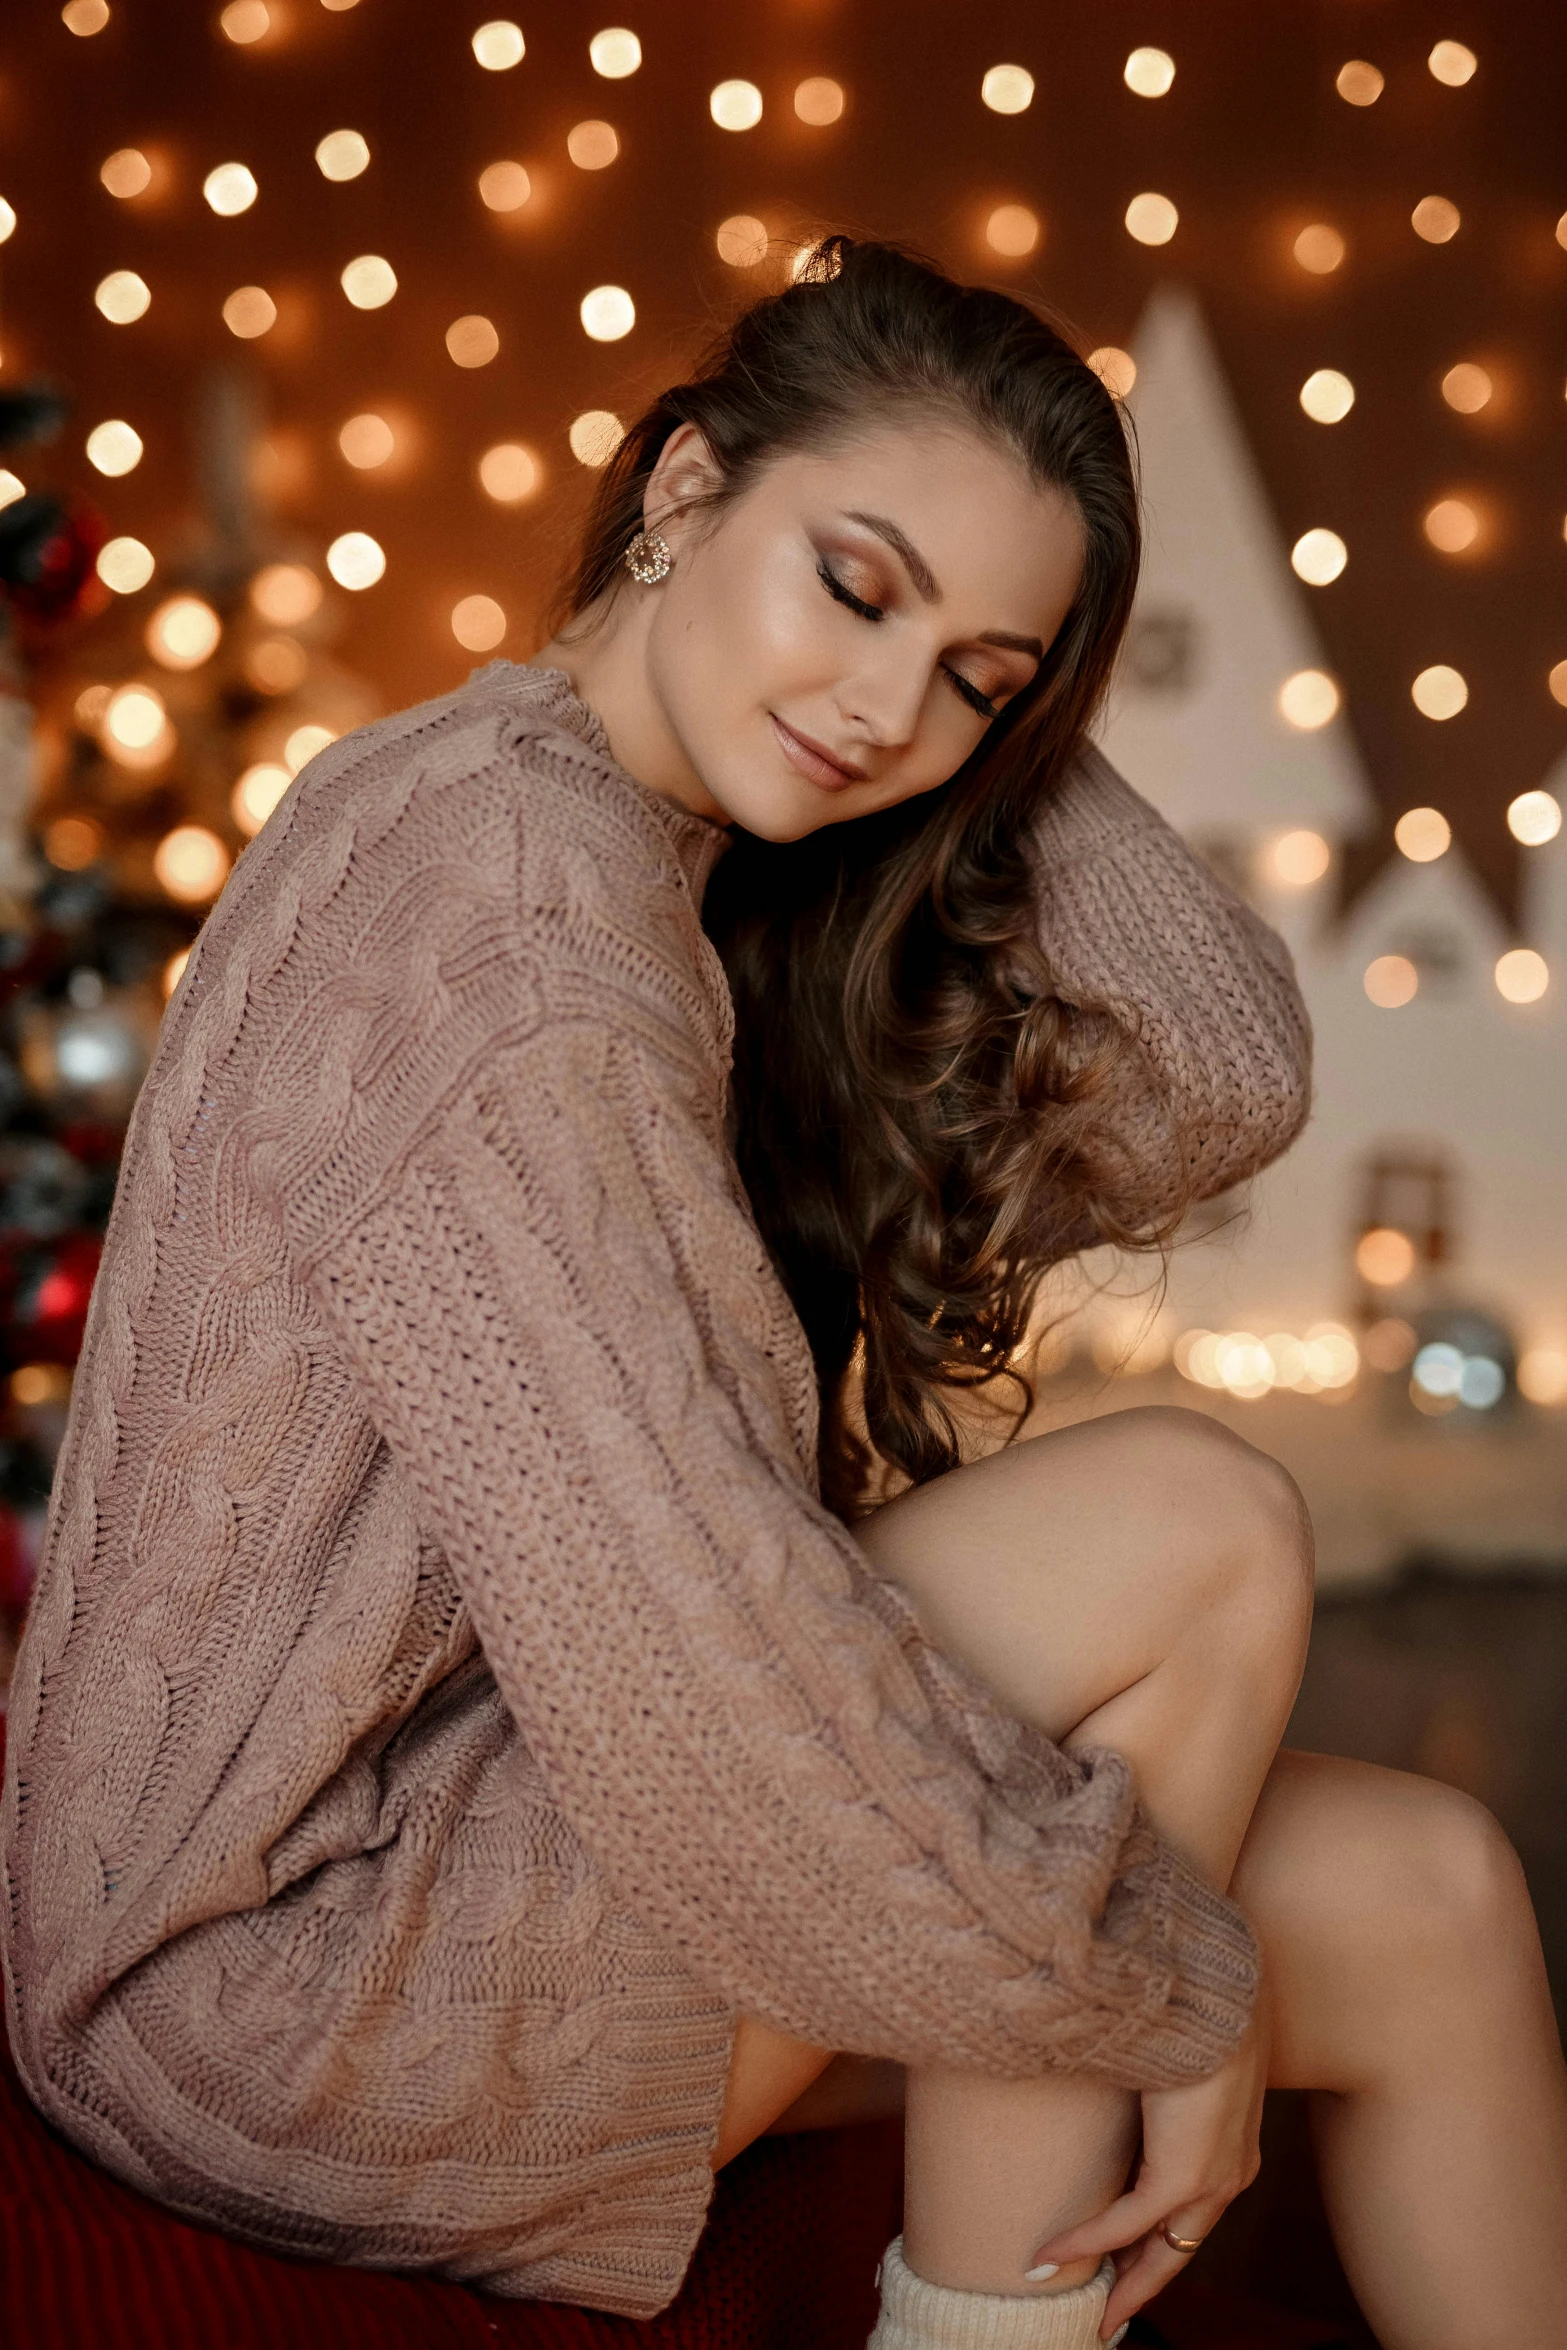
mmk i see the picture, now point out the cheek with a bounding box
[676,527,839,697]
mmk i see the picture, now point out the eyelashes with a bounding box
[815,558,1000,723]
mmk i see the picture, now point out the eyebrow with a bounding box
[842,510,1044,662]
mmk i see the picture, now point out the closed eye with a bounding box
[817,557,883,622]
[818,559,1001,724]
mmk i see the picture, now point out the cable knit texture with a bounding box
[0,664,1309,2318]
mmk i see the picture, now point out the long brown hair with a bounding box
[560,238,1163,1517]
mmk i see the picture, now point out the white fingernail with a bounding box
[1024,2262,1060,2281]
[1109,2327,1130,2346]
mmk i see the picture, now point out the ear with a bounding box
[644,422,725,547]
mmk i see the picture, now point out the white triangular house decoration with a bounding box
[1096,284,1375,846]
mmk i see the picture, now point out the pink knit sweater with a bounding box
[1,664,1309,2317]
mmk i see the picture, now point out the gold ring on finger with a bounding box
[1158,2222,1205,2254]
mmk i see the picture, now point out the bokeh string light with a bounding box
[569,411,624,468]
[1411,664,1468,720]
[472,21,524,71]
[94,270,150,324]
[794,78,845,125]
[446,314,500,367]
[1125,192,1178,246]
[580,285,634,341]
[1278,669,1339,729]
[1364,955,1418,1009]
[340,412,395,468]
[100,148,151,197]
[716,214,768,267]
[1412,196,1461,244]
[1424,498,1479,552]
[980,64,1034,114]
[1124,47,1175,97]
[1299,369,1354,423]
[341,254,397,308]
[1394,806,1452,862]
[1428,40,1478,87]
[1087,347,1136,398]
[1291,528,1347,585]
[1441,363,1492,413]
[1336,60,1384,106]
[326,532,385,590]
[1508,791,1562,847]
[222,286,276,338]
[567,121,619,170]
[479,443,540,502]
[985,205,1039,258]
[316,130,370,182]
[1293,224,1345,274]
[1496,950,1549,1005]
[710,80,762,131]
[203,163,258,217]
[588,28,641,79]
[86,419,142,476]
[478,162,531,211]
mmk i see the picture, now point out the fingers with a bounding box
[1099,2232,1205,2337]
[1027,2178,1197,2270]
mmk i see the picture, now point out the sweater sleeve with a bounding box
[298,977,1258,2090]
[1033,743,1313,1231]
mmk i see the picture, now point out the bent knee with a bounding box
[1111,1405,1314,1633]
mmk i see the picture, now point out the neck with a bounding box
[533,595,729,827]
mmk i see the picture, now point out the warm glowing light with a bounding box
[1550,660,1567,709]
[569,409,624,468]
[1336,60,1384,105]
[1125,192,1178,246]
[1519,1348,1567,1405]
[1394,806,1451,862]
[567,120,619,169]
[326,532,385,590]
[716,213,768,268]
[1364,956,1419,1010]
[1087,347,1136,399]
[0,472,21,512]
[73,685,112,729]
[478,442,540,502]
[251,562,322,625]
[1411,664,1468,720]
[1412,196,1460,243]
[710,79,763,131]
[589,27,641,77]
[1558,213,1567,254]
[341,255,396,310]
[451,594,507,651]
[244,635,307,693]
[11,1363,70,1407]
[1428,40,1477,86]
[479,161,531,211]
[1441,362,1491,413]
[96,535,154,593]
[580,284,634,341]
[1291,528,1347,586]
[446,314,500,367]
[232,762,290,836]
[284,723,337,774]
[472,20,525,70]
[1299,368,1354,423]
[101,148,151,198]
[794,77,844,125]
[981,64,1034,114]
[86,419,143,476]
[146,594,221,670]
[1424,498,1478,552]
[1269,830,1331,887]
[1508,791,1562,847]
[1177,1322,1358,1401]
[162,948,190,998]
[1294,223,1345,274]
[1124,46,1175,97]
[95,269,150,324]
[1278,670,1339,730]
[1357,1226,1416,1285]
[222,285,276,338]
[44,815,104,870]
[104,684,166,750]
[203,163,258,217]
[220,0,270,42]
[1496,948,1549,1004]
[316,129,370,181]
[155,826,230,906]
[62,0,110,32]
[985,204,1039,258]
[339,412,394,468]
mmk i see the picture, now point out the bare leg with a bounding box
[1243,1751,1567,2348]
[859,1408,1310,2301]
[715,1407,1567,2343]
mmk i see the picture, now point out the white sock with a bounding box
[866,2237,1126,2349]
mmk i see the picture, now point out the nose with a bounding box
[838,640,933,751]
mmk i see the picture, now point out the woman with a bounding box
[3,241,1563,2350]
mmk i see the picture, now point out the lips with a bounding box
[769,713,867,791]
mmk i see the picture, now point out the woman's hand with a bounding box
[1025,2007,1270,2339]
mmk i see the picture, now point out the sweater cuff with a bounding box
[1134,1842,1261,2084]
